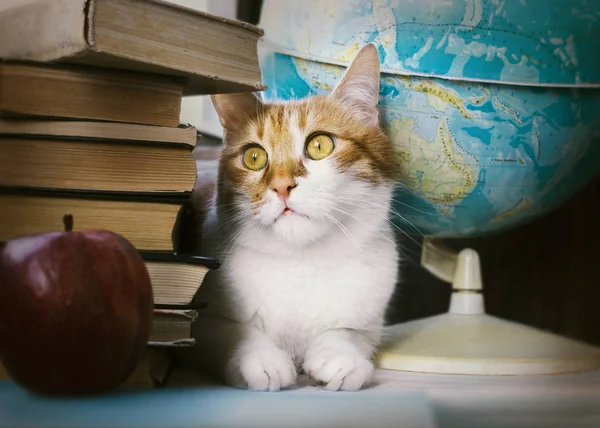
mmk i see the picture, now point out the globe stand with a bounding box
[377,239,600,375]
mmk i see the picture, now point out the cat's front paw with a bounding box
[303,335,374,391]
[225,343,297,392]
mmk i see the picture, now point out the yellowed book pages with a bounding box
[0,63,183,127]
[0,193,182,251]
[146,264,209,306]
[0,120,198,147]
[0,138,197,193]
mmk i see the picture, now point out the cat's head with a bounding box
[211,44,396,248]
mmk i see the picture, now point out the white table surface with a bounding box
[1,368,598,428]
[167,367,600,428]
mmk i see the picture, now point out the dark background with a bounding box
[236,0,263,26]
[232,0,600,346]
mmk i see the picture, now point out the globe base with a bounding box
[377,240,600,375]
[378,312,600,375]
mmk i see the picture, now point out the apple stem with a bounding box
[63,214,73,232]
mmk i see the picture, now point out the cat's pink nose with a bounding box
[270,176,297,199]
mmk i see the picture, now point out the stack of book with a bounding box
[0,0,264,387]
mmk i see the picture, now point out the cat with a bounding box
[189,44,399,392]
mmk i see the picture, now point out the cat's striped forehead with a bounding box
[251,102,310,160]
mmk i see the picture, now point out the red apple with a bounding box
[0,214,153,395]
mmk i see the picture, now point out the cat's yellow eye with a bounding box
[306,134,335,160]
[242,146,268,171]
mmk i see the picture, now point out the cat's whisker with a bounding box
[333,187,436,217]
[394,245,422,262]
[326,201,423,257]
[213,202,249,211]
[325,207,425,261]
[223,206,254,216]
[335,191,435,217]
[389,210,426,237]
[388,198,436,216]
[217,209,255,229]
[330,206,396,247]
[323,212,365,260]
[332,199,426,249]
[217,212,256,252]
[221,219,259,261]
[196,200,240,211]
[336,209,426,259]
[390,181,411,192]
[379,216,424,248]
[333,195,427,239]
[216,225,242,255]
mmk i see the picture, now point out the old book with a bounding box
[141,252,219,306]
[0,189,187,251]
[0,63,183,127]
[0,137,197,193]
[0,0,265,95]
[0,119,198,146]
[149,309,197,344]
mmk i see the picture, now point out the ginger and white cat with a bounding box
[190,44,399,391]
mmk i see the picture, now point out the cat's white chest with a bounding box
[226,238,397,356]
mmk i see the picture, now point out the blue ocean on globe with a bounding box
[257,0,600,237]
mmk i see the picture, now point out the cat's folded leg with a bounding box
[190,315,297,391]
[303,328,377,391]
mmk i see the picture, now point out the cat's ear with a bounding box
[330,43,381,128]
[211,92,263,132]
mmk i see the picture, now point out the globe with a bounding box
[257,0,600,237]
